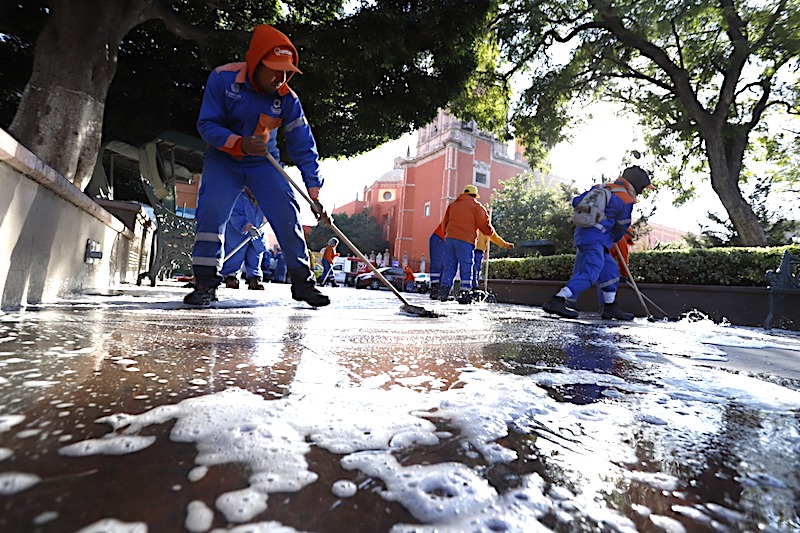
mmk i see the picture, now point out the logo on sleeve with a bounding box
[225,82,242,100]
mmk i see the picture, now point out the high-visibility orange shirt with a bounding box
[323,244,338,263]
[442,194,494,245]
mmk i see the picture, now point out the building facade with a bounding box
[335,109,531,270]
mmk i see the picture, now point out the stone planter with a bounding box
[487,279,798,331]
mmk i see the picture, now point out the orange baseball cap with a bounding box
[261,46,302,74]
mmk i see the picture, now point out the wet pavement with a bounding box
[1,282,799,533]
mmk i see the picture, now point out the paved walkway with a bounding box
[1,283,798,532]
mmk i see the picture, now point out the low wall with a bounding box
[0,128,133,310]
[488,279,797,330]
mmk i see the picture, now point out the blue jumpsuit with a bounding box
[220,192,268,280]
[565,183,634,304]
[192,63,322,288]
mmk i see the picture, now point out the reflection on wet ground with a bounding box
[1,284,799,532]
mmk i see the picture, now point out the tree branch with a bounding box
[669,17,685,70]
[588,0,708,124]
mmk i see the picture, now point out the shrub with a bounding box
[487,245,800,286]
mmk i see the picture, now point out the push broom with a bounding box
[265,153,440,318]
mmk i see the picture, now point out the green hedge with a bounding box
[487,245,800,287]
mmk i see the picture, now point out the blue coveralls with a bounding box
[564,184,633,304]
[220,192,268,279]
[192,64,322,288]
[428,232,445,286]
[441,238,476,291]
[471,249,485,289]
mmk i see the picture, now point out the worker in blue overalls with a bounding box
[184,24,330,308]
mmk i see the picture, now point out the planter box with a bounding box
[487,279,798,331]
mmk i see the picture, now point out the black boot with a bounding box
[247,276,265,290]
[600,302,634,321]
[289,267,331,307]
[542,296,579,319]
[437,285,453,302]
[183,285,218,306]
[457,289,473,304]
[429,283,440,300]
[224,275,240,289]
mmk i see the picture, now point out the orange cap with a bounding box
[261,46,302,74]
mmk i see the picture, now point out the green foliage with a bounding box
[306,209,387,257]
[488,0,800,246]
[487,171,578,257]
[0,0,493,160]
[488,245,800,287]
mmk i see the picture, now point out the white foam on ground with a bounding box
[7,293,800,531]
[59,435,156,456]
[185,500,214,532]
[56,346,800,530]
[0,414,25,432]
[75,518,148,532]
[0,472,40,495]
[331,479,357,498]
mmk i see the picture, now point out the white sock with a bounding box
[556,287,573,300]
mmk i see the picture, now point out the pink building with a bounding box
[334,109,688,270]
[335,110,530,269]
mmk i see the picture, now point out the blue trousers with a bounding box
[441,238,475,291]
[220,227,263,279]
[191,152,310,287]
[565,244,620,302]
[320,259,333,285]
[428,233,445,285]
[472,249,485,288]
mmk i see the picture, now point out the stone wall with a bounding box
[0,128,134,310]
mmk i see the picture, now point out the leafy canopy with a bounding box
[0,0,494,159]
[487,172,578,256]
[305,209,388,258]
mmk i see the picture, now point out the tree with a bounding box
[306,209,387,259]
[485,0,800,246]
[0,0,492,190]
[487,172,578,256]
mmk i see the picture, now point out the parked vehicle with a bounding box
[413,272,430,293]
[354,266,407,290]
[336,256,362,287]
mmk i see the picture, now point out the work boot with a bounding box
[183,285,218,307]
[289,267,331,307]
[457,289,473,305]
[247,276,265,290]
[600,302,634,321]
[471,288,488,302]
[429,283,440,300]
[224,275,240,289]
[542,296,579,319]
[437,285,453,302]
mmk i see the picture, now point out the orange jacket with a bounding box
[323,244,338,263]
[442,194,494,245]
[404,265,415,281]
[432,220,445,240]
[476,231,512,253]
[611,229,634,272]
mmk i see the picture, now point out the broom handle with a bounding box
[613,242,650,316]
[265,153,414,307]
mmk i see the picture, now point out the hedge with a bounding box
[487,245,800,287]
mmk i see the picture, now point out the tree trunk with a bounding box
[8,1,148,190]
[704,132,768,246]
